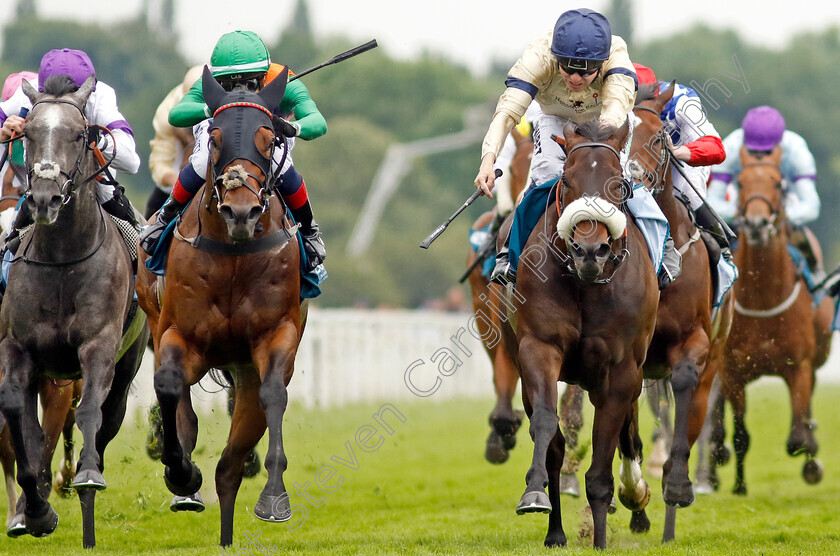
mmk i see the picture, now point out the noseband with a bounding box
[554,140,631,284]
[1,98,116,204]
[736,160,784,231]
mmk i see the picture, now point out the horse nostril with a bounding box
[49,196,62,210]
[596,243,612,259]
[247,206,263,223]
[219,205,234,222]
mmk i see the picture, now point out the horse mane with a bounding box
[635,83,659,105]
[42,75,80,97]
[574,119,616,142]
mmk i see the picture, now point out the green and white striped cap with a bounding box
[209,30,271,78]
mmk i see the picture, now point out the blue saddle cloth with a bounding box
[144,205,325,300]
[468,221,497,278]
[508,179,670,277]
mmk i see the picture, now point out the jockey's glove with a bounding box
[274,117,299,138]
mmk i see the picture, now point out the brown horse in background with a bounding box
[136,67,305,547]
[466,125,531,464]
[627,84,735,542]
[708,147,832,493]
[504,119,660,549]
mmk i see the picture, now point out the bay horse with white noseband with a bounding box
[708,146,832,493]
[136,67,306,547]
[503,119,659,549]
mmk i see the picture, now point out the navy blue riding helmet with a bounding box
[551,8,612,74]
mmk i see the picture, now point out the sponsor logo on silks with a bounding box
[573,100,584,108]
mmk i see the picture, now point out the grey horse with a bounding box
[0,74,148,548]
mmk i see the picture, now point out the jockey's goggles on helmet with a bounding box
[217,73,264,93]
[557,57,603,77]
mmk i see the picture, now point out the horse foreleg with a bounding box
[1,424,18,528]
[558,384,584,497]
[0,341,58,537]
[616,401,651,534]
[38,379,74,499]
[782,362,823,484]
[253,320,299,528]
[154,333,203,497]
[486,342,522,464]
[729,386,749,495]
[218,375,266,546]
[662,329,709,511]
[707,389,728,491]
[693,376,721,495]
[644,379,672,479]
[516,337,561,516]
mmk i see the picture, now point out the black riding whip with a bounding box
[420,169,502,249]
[288,40,378,82]
[666,146,738,242]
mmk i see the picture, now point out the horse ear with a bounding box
[655,80,676,109]
[562,121,579,146]
[612,118,631,148]
[202,66,225,114]
[72,76,96,107]
[258,67,288,109]
[738,144,753,165]
[21,78,39,103]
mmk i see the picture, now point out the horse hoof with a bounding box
[254,493,291,522]
[629,510,651,534]
[544,529,567,547]
[608,496,617,514]
[558,472,580,497]
[484,431,510,464]
[164,461,203,497]
[619,480,651,511]
[732,483,747,496]
[6,513,26,538]
[803,459,824,484]
[25,506,59,538]
[72,468,107,490]
[663,479,694,508]
[170,492,205,513]
[711,443,731,466]
[243,449,262,478]
[516,490,551,515]
[501,433,517,451]
[54,470,76,498]
[693,480,715,495]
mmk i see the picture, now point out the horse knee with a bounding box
[258,379,288,410]
[670,361,699,393]
[154,366,183,401]
[0,383,24,417]
[584,472,614,507]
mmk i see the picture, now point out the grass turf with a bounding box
[2,380,839,554]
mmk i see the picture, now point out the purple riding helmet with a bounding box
[742,106,785,151]
[38,48,96,92]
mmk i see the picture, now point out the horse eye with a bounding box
[76,132,85,142]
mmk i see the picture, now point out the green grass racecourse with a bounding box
[3,381,840,555]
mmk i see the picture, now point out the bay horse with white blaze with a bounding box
[503,119,659,549]
[136,67,306,547]
[708,146,832,493]
[0,75,149,548]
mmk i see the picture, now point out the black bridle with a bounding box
[553,140,631,284]
[631,104,671,195]
[736,160,785,232]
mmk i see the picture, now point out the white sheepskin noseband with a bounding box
[556,195,627,240]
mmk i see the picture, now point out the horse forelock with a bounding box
[221,164,250,190]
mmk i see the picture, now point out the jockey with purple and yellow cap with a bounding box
[707,106,822,275]
[0,49,141,253]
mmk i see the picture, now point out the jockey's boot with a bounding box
[695,204,734,265]
[139,194,187,256]
[3,202,33,255]
[790,224,825,283]
[658,236,682,290]
[291,200,326,272]
[489,229,516,285]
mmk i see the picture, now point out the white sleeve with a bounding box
[706,178,738,224]
[85,83,140,175]
[786,177,820,226]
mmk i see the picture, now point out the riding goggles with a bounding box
[218,75,263,93]
[557,57,603,77]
